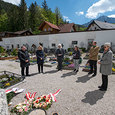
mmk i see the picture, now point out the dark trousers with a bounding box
[89,60,97,75]
[21,66,29,76]
[57,58,63,70]
[101,74,108,90]
[38,63,43,73]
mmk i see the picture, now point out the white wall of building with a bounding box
[1,30,115,51]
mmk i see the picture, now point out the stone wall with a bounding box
[0,89,8,115]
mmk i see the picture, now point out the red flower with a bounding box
[37,97,40,99]
[36,100,39,103]
[46,100,49,102]
[43,96,46,99]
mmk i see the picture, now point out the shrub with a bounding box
[69,52,73,56]
[68,48,72,52]
[11,49,18,56]
[79,47,86,52]
[0,46,5,53]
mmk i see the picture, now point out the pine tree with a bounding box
[29,3,36,31]
[18,0,28,30]
[42,0,48,11]
[55,7,64,25]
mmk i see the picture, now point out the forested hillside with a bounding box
[0,0,67,34]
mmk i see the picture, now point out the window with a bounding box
[11,44,14,49]
[7,46,9,49]
[95,27,97,30]
[72,41,78,44]
[52,43,56,47]
[48,28,51,31]
[17,44,20,48]
[44,29,47,32]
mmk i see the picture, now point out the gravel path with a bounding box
[0,59,115,115]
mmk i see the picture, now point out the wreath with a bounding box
[33,95,52,110]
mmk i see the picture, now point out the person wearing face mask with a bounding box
[88,41,100,77]
[98,43,113,91]
[18,45,30,79]
[55,44,65,71]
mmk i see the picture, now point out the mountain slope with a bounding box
[83,16,115,27]
[0,0,18,13]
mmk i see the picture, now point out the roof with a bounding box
[58,23,76,33]
[88,20,115,30]
[0,29,33,38]
[14,29,33,35]
[39,21,60,31]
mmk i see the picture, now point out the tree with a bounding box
[18,0,28,30]
[0,10,8,32]
[29,3,36,31]
[7,6,19,32]
[55,7,64,25]
[55,7,61,25]
[42,0,48,11]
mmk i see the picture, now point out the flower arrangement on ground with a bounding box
[11,99,33,115]
[33,95,52,110]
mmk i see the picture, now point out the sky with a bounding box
[3,0,115,25]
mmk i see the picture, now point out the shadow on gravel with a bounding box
[29,72,38,76]
[44,70,58,74]
[76,74,94,83]
[82,89,105,105]
[61,71,76,78]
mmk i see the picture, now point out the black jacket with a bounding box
[55,48,64,59]
[73,50,81,59]
[18,50,30,67]
[36,50,44,64]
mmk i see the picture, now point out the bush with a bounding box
[64,57,70,62]
[68,52,73,56]
[79,47,86,52]
[0,46,5,53]
[68,48,71,52]
[11,49,18,56]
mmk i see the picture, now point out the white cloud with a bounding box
[75,11,84,16]
[86,0,115,19]
[3,0,20,5]
[63,16,71,22]
[108,14,115,18]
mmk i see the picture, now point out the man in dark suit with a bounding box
[56,44,64,71]
[18,45,30,79]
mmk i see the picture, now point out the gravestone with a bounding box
[0,89,8,115]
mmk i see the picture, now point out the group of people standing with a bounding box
[18,41,113,91]
[88,41,113,91]
[18,45,44,79]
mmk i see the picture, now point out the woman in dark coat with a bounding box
[98,43,113,91]
[36,46,44,73]
[18,45,30,78]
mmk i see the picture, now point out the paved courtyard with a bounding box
[0,59,115,115]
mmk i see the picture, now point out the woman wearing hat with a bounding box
[36,46,44,73]
[98,43,113,91]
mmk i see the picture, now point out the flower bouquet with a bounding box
[33,95,52,110]
[11,100,33,115]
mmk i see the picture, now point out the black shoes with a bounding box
[26,74,30,76]
[92,74,96,77]
[99,88,107,91]
[98,86,107,91]
[98,86,102,89]
[88,72,93,75]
